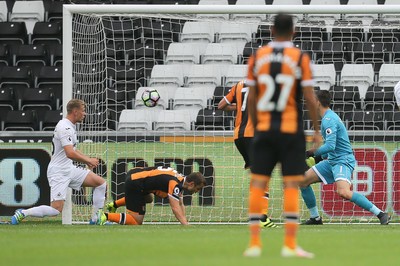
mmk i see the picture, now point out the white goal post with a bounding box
[62,4,400,225]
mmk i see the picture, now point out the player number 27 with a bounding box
[257,74,294,112]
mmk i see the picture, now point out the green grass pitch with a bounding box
[0,223,398,266]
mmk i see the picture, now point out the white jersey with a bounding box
[395,81,400,108]
[47,118,77,175]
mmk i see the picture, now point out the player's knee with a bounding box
[144,193,154,204]
[336,187,351,200]
[50,201,64,212]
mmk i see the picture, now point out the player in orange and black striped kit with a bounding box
[97,167,206,225]
[243,13,321,258]
[218,80,277,228]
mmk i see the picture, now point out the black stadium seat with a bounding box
[0,21,28,46]
[0,44,11,67]
[36,66,62,88]
[31,21,62,45]
[0,66,33,88]
[13,44,49,77]
[40,110,62,131]
[0,87,17,110]
[3,110,38,131]
[19,87,55,111]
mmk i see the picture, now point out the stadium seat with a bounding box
[186,64,223,87]
[312,64,336,91]
[340,64,374,99]
[308,0,341,25]
[232,0,267,22]
[294,26,327,42]
[368,22,400,42]
[202,43,239,65]
[154,110,192,131]
[125,43,162,66]
[0,66,33,89]
[198,0,229,21]
[212,86,231,108]
[173,87,211,110]
[36,66,62,88]
[332,85,362,110]
[195,109,232,130]
[47,43,62,66]
[40,110,62,131]
[331,21,363,42]
[0,1,7,22]
[118,109,159,131]
[45,0,63,23]
[272,0,304,23]
[180,21,215,43]
[102,19,140,45]
[80,111,110,131]
[135,86,176,110]
[0,44,11,67]
[386,111,400,131]
[19,88,54,111]
[224,65,247,87]
[31,21,62,45]
[0,87,17,110]
[3,110,38,131]
[378,64,400,87]
[165,43,207,65]
[345,110,384,131]
[10,0,45,34]
[217,22,255,43]
[13,44,49,77]
[141,18,177,43]
[0,22,28,46]
[149,65,185,87]
[364,86,395,112]
[352,42,391,72]
[343,0,378,26]
[255,24,272,43]
[242,41,262,64]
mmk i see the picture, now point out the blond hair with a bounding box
[67,99,85,114]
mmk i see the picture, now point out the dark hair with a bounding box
[315,90,331,107]
[186,172,206,187]
[273,13,294,37]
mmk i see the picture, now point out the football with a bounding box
[141,89,160,107]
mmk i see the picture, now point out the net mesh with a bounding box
[69,11,400,224]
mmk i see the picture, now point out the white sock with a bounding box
[91,182,106,221]
[22,205,60,218]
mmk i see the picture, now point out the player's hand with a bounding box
[305,157,316,168]
[87,158,99,169]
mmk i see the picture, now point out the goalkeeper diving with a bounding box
[300,90,391,225]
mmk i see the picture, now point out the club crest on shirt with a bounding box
[326,128,332,135]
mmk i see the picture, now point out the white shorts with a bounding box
[48,165,90,202]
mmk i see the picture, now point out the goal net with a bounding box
[63,4,400,224]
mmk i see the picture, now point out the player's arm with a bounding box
[246,55,258,127]
[314,120,337,157]
[217,98,237,111]
[169,195,188,225]
[64,146,99,169]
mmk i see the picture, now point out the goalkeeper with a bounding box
[300,90,391,225]
[97,166,206,225]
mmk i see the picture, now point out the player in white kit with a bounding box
[11,99,107,225]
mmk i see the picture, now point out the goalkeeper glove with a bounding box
[305,157,316,167]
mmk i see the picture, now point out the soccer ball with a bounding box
[141,89,160,107]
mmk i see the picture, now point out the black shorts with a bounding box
[125,169,147,215]
[234,137,253,169]
[251,131,307,177]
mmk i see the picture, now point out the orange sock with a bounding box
[283,185,300,249]
[248,174,268,248]
[115,197,126,208]
[107,212,139,225]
